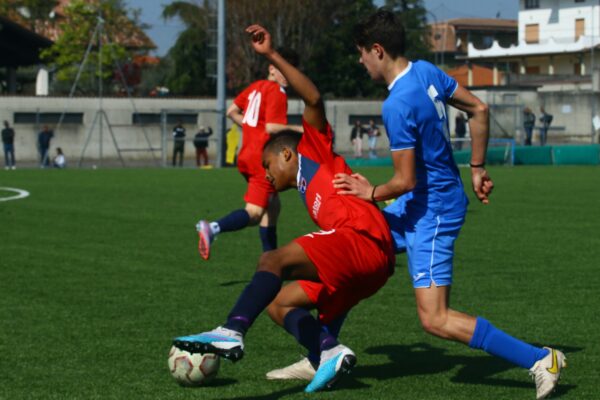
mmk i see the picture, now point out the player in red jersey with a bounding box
[174,24,395,393]
[196,47,302,260]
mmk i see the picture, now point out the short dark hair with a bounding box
[353,8,405,59]
[263,130,302,154]
[276,47,300,67]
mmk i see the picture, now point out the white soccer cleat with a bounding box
[529,347,567,400]
[266,357,316,381]
[305,344,356,393]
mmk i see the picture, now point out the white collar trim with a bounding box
[387,62,413,91]
[296,154,302,188]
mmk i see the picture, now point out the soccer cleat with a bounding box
[529,347,567,400]
[196,220,213,260]
[305,345,356,393]
[266,357,316,381]
[173,326,244,362]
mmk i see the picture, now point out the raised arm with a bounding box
[246,24,326,131]
[447,86,494,204]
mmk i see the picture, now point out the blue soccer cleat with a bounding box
[173,326,244,362]
[305,344,356,393]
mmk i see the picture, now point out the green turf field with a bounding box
[1,166,598,399]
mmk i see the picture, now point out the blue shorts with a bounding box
[383,198,464,288]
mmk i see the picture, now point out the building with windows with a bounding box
[429,18,518,68]
[466,0,600,87]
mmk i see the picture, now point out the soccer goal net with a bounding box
[452,137,515,166]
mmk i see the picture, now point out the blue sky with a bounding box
[128,0,520,56]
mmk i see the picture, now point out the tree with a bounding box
[161,0,214,95]
[159,0,433,97]
[383,0,431,61]
[0,0,58,33]
[40,0,148,95]
[303,0,383,98]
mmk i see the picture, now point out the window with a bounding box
[525,24,540,44]
[132,113,197,125]
[575,0,586,3]
[575,18,585,41]
[525,66,541,74]
[525,0,540,9]
[574,63,582,75]
[13,112,83,124]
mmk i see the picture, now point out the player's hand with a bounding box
[471,167,494,204]
[333,172,373,201]
[246,25,273,55]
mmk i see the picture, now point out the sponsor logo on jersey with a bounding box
[299,177,307,194]
[312,193,322,219]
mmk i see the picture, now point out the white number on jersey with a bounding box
[242,90,262,127]
[427,84,450,142]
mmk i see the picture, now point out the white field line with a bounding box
[0,187,30,202]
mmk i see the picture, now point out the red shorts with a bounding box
[295,227,394,325]
[241,172,276,209]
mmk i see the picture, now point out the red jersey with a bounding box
[234,80,288,176]
[297,119,392,247]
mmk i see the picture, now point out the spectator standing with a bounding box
[454,113,467,150]
[350,120,364,158]
[367,119,380,158]
[523,107,536,146]
[539,107,553,146]
[2,120,16,170]
[172,121,186,167]
[38,125,54,168]
[194,126,213,167]
[53,147,66,168]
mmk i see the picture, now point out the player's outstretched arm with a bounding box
[448,86,494,204]
[246,24,326,131]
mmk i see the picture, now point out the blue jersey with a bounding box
[383,60,468,218]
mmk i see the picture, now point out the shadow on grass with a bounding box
[183,378,238,388]
[360,342,580,394]
[214,383,305,400]
[219,280,249,287]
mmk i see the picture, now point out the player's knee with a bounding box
[257,250,283,275]
[245,205,265,224]
[418,313,448,337]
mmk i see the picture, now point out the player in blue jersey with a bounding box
[332,9,565,400]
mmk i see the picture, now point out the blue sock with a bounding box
[224,271,281,335]
[283,308,322,360]
[259,226,277,251]
[307,313,347,365]
[469,317,549,369]
[217,209,250,233]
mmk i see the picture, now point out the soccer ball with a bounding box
[168,345,220,386]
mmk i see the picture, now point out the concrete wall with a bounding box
[3,89,595,166]
[447,87,598,144]
[0,96,389,165]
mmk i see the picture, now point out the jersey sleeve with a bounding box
[383,101,417,151]
[264,84,288,125]
[299,118,334,163]
[436,67,458,100]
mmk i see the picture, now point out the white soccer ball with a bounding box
[168,345,220,386]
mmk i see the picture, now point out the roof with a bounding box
[0,16,53,67]
[430,18,518,31]
[4,0,155,50]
